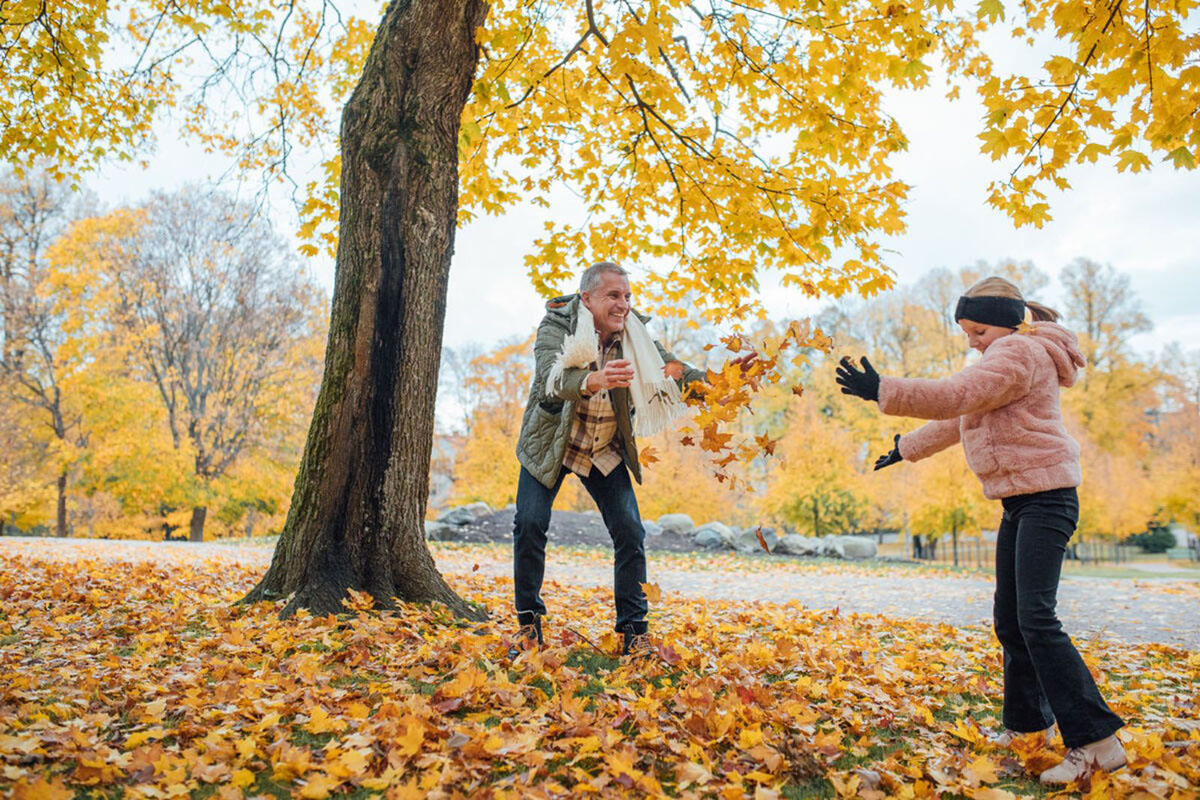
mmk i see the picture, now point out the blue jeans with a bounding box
[993,487,1124,747]
[513,465,648,634]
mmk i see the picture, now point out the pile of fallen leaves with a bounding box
[1,544,1197,799]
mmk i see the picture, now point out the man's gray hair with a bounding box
[579,261,628,294]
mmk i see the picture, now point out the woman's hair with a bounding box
[964,276,1060,322]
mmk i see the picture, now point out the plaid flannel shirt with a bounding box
[562,337,623,478]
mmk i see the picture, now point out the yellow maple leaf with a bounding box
[966,788,1016,800]
[638,446,660,467]
[304,706,347,735]
[640,582,663,603]
[298,774,340,799]
[965,753,999,784]
[394,717,424,757]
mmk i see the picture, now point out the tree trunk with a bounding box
[55,470,68,537]
[189,506,207,542]
[242,0,488,619]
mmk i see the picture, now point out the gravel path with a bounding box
[3,537,1196,650]
[466,556,1200,650]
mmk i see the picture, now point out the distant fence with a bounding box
[910,536,1134,568]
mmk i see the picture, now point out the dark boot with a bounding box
[507,614,543,659]
[620,625,653,658]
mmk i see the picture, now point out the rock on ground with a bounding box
[657,514,696,534]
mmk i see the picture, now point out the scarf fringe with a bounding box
[545,322,598,396]
[544,299,689,438]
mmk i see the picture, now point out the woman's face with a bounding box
[958,318,1015,353]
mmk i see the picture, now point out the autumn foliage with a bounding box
[440,260,1198,546]
[0,173,327,541]
[1,539,1197,798]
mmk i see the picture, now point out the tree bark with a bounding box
[189,506,207,542]
[242,0,488,619]
[55,470,68,537]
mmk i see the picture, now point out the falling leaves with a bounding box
[638,445,660,467]
[755,527,771,553]
[640,581,663,603]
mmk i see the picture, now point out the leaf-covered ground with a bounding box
[1,542,1197,799]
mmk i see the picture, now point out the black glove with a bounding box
[836,356,881,402]
[874,434,903,471]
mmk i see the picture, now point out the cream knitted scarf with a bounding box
[545,299,688,438]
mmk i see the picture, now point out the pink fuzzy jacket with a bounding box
[877,322,1087,500]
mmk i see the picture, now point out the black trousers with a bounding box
[512,465,648,634]
[993,487,1124,747]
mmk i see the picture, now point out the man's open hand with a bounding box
[588,359,634,392]
[729,352,758,372]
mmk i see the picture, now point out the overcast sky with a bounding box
[88,64,1199,361]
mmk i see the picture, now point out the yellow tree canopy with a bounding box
[2,0,1196,320]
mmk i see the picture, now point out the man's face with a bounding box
[581,272,631,339]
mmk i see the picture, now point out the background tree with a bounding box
[1059,258,1152,378]
[0,168,95,536]
[0,379,54,534]
[760,398,873,537]
[49,190,326,541]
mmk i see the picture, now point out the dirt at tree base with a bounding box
[438,508,705,553]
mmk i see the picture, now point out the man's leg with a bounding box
[580,464,648,636]
[512,466,564,639]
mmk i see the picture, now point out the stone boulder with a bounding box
[437,502,492,526]
[814,537,845,558]
[424,521,457,541]
[642,520,663,538]
[732,526,778,553]
[775,534,818,556]
[693,527,726,549]
[693,521,733,548]
[657,513,696,534]
[835,535,878,559]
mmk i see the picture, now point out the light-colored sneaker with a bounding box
[989,726,1054,748]
[1039,735,1126,785]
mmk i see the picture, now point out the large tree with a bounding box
[242,0,490,616]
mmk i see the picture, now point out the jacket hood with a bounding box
[1021,322,1086,387]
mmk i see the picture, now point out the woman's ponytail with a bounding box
[1024,300,1061,322]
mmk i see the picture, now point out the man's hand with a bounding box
[588,359,634,393]
[729,352,759,372]
[663,360,684,381]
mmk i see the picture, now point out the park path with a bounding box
[458,555,1200,650]
[2,537,1196,650]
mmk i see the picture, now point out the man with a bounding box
[511,262,718,657]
